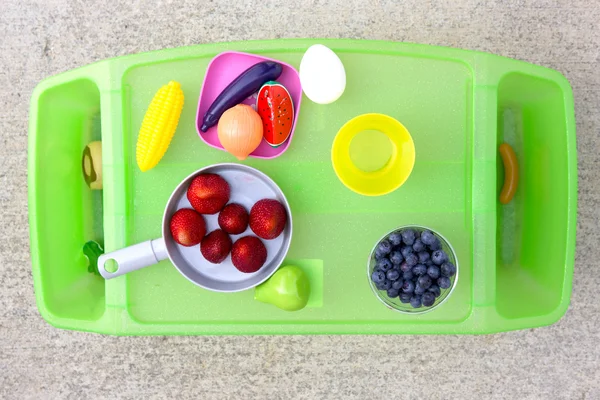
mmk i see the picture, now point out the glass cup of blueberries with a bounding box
[368,226,458,314]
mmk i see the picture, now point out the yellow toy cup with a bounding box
[331,113,415,196]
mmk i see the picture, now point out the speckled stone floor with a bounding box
[1,1,599,398]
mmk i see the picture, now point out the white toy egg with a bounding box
[299,44,346,104]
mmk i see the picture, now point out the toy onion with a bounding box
[217,104,263,160]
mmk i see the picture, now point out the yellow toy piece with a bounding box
[136,81,184,172]
[332,113,415,196]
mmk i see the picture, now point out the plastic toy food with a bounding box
[231,236,268,273]
[370,227,457,312]
[257,81,294,147]
[299,44,346,104]
[217,104,264,160]
[249,199,287,240]
[82,141,103,189]
[254,265,310,311]
[201,229,233,264]
[499,143,519,204]
[200,61,283,132]
[169,208,206,246]
[83,240,104,275]
[187,173,231,214]
[218,203,249,234]
[136,81,184,172]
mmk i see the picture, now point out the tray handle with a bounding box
[98,238,168,279]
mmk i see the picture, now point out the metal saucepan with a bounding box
[97,163,292,292]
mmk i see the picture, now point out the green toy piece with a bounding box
[255,265,310,311]
[83,240,104,276]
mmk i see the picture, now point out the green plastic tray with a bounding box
[28,39,577,335]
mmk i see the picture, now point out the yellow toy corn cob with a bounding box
[136,81,184,172]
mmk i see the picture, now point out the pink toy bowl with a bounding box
[196,51,302,159]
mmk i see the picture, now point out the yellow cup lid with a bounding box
[331,113,415,196]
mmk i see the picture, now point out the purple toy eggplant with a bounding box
[200,61,283,132]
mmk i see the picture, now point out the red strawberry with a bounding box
[231,236,267,273]
[200,229,232,264]
[187,173,230,214]
[218,203,249,234]
[249,199,287,240]
[169,208,206,247]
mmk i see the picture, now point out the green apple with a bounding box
[254,265,310,311]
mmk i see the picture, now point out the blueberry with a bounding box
[388,231,403,246]
[375,251,386,260]
[432,250,448,265]
[399,261,412,273]
[418,251,430,264]
[414,284,425,295]
[387,288,400,298]
[386,269,400,281]
[412,238,425,252]
[371,270,386,284]
[381,279,393,290]
[427,265,440,279]
[401,229,416,246]
[402,280,415,294]
[402,270,414,281]
[429,238,441,251]
[422,292,435,307]
[417,275,432,290]
[375,281,387,290]
[377,240,392,255]
[410,295,422,308]
[412,264,427,276]
[376,258,393,272]
[405,253,418,267]
[389,250,403,265]
[425,259,434,266]
[400,246,414,259]
[420,230,436,245]
[428,284,441,297]
[441,262,457,277]
[438,276,451,289]
[392,279,404,290]
[399,292,412,303]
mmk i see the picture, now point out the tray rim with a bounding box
[28,39,577,335]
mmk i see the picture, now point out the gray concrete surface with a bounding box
[1,0,599,399]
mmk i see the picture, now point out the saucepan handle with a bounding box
[97,238,168,279]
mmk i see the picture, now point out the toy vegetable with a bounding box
[136,81,184,172]
[217,104,263,160]
[254,265,311,311]
[200,61,282,132]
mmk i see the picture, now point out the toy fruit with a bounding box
[249,199,287,240]
[256,81,294,147]
[254,265,310,311]
[187,173,230,214]
[200,61,283,132]
[82,141,102,189]
[169,208,207,246]
[200,229,233,264]
[299,44,346,104]
[217,104,264,160]
[218,203,249,235]
[136,81,184,172]
[499,143,519,204]
[370,227,457,311]
[231,236,267,273]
